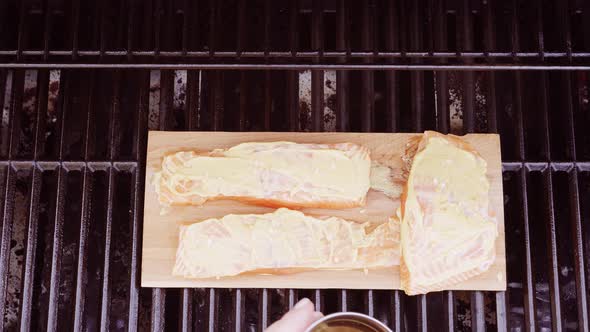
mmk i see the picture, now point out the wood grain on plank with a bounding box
[141,131,505,290]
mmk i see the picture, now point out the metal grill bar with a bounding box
[444,291,455,331]
[99,166,114,330]
[19,166,40,331]
[126,0,135,61]
[208,287,217,331]
[4,50,590,59]
[460,0,475,134]
[360,0,374,132]
[534,1,547,62]
[236,0,245,57]
[45,67,70,330]
[315,289,322,312]
[409,0,423,132]
[7,70,23,159]
[97,0,107,58]
[433,0,448,134]
[0,161,138,169]
[509,0,519,59]
[520,167,536,331]
[538,72,550,159]
[570,170,589,331]
[336,0,349,132]
[71,68,92,331]
[546,165,563,332]
[261,288,269,329]
[46,166,66,332]
[153,0,162,57]
[483,0,498,134]
[366,290,374,317]
[0,166,15,332]
[311,0,324,132]
[5,63,590,70]
[471,291,486,331]
[557,0,572,61]
[263,0,271,57]
[181,289,192,332]
[234,289,243,331]
[286,0,299,132]
[72,167,91,332]
[15,1,26,61]
[151,288,165,331]
[391,291,401,331]
[496,292,508,331]
[128,70,149,331]
[384,0,398,133]
[33,70,49,159]
[561,72,576,161]
[208,0,217,58]
[417,295,427,332]
[41,0,51,61]
[288,289,296,309]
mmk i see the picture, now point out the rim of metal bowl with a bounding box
[304,312,393,332]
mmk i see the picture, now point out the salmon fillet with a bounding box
[399,131,497,295]
[153,142,371,209]
[173,208,400,278]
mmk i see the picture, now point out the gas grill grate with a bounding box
[0,0,589,331]
[0,0,589,70]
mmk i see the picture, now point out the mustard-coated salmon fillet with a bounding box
[173,208,400,278]
[153,142,371,209]
[399,131,497,295]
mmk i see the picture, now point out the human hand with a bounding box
[265,298,323,332]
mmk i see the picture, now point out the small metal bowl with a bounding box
[304,312,393,332]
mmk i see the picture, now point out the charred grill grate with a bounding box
[0,0,589,331]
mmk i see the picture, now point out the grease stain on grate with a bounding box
[446,72,489,134]
[172,70,188,130]
[174,70,187,111]
[3,170,31,330]
[45,70,61,146]
[1,70,13,156]
[149,70,161,130]
[298,70,336,131]
[47,70,60,124]
[474,73,488,133]
[448,72,463,134]
[18,70,38,157]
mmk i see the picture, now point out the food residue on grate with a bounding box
[149,70,161,130]
[3,172,30,329]
[298,70,337,131]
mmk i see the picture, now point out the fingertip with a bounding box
[293,297,313,310]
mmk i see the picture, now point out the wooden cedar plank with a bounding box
[141,132,505,290]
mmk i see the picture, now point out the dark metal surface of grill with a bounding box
[0,0,589,331]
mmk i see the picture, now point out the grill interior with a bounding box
[1,0,590,331]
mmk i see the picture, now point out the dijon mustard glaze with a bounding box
[173,208,399,278]
[153,142,371,209]
[399,131,497,295]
